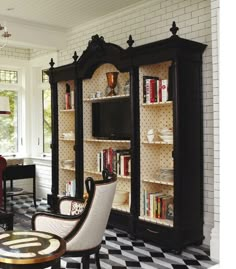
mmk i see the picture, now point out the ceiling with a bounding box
[0,0,146,30]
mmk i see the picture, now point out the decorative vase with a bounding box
[106,72,119,96]
[147,129,154,143]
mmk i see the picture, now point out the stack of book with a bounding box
[143,190,174,220]
[97,147,131,176]
[143,76,169,104]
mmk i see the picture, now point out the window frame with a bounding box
[41,79,51,157]
[0,67,24,156]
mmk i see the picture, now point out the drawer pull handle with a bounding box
[147,229,159,234]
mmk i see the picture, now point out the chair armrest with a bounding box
[32,212,79,239]
[58,196,86,215]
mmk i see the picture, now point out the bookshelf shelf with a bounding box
[112,203,130,212]
[84,138,130,143]
[142,140,173,145]
[60,167,75,172]
[84,94,130,102]
[60,109,75,112]
[139,216,173,228]
[84,169,131,180]
[142,178,174,186]
[59,138,75,142]
[142,101,173,107]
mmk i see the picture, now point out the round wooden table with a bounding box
[0,230,66,269]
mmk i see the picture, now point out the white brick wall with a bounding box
[0,46,30,60]
[210,0,219,261]
[30,48,56,59]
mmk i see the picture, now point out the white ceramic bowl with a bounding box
[113,190,129,206]
[159,128,173,135]
[159,135,173,142]
[61,160,74,169]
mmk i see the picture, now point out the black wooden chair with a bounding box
[32,170,117,269]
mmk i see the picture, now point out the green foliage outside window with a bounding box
[43,89,51,153]
[0,90,18,153]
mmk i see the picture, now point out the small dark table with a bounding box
[0,210,13,231]
[0,230,66,269]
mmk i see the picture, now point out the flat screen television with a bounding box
[92,97,131,140]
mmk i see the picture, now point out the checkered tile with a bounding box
[4,195,216,269]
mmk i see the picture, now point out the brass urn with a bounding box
[106,72,119,96]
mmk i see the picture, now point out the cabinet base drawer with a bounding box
[108,209,130,233]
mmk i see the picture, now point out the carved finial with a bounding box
[88,34,105,46]
[72,51,79,62]
[170,21,179,36]
[49,58,55,69]
[86,34,105,56]
[127,35,134,48]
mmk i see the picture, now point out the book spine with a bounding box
[123,155,131,176]
[144,189,147,216]
[145,79,151,104]
[108,147,113,172]
[100,150,104,172]
[159,79,168,102]
[128,158,131,176]
[150,79,156,103]
[116,152,120,176]
[112,149,117,173]
[155,79,159,103]
[143,77,146,103]
[97,152,101,172]
[157,196,162,219]
[147,193,150,217]
[120,155,124,176]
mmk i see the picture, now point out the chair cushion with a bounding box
[70,200,86,215]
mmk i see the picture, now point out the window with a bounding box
[0,90,19,154]
[42,88,51,153]
[42,70,49,83]
[0,70,18,84]
[42,70,51,154]
[0,69,21,155]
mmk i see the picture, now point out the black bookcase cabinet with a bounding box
[47,22,206,252]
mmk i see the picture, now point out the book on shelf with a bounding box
[143,76,159,104]
[66,179,76,196]
[143,190,173,220]
[159,79,168,103]
[161,195,173,219]
[143,76,169,104]
[96,147,131,176]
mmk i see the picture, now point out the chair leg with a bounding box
[51,257,61,269]
[82,255,90,269]
[95,251,101,269]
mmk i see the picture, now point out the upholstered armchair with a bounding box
[32,170,117,269]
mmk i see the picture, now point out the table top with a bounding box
[0,230,66,265]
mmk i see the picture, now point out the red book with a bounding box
[103,149,108,170]
[150,79,156,103]
[108,147,113,172]
[123,155,131,176]
[161,196,173,219]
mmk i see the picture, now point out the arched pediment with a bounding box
[77,35,128,79]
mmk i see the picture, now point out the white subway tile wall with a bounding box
[0,47,30,60]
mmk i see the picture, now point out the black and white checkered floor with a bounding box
[4,195,216,269]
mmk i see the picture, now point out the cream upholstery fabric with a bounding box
[67,180,116,251]
[59,199,74,215]
[34,215,78,239]
[33,176,117,253]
